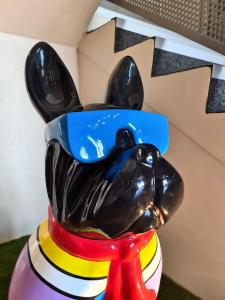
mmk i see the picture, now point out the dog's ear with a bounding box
[106,56,143,110]
[25,42,81,123]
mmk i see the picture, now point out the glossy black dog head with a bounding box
[26,42,184,238]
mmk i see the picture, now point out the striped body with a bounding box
[9,220,162,300]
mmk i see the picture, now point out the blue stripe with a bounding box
[96,292,105,300]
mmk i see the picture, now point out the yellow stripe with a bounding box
[140,233,157,270]
[38,220,157,279]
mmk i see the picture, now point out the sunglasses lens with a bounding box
[46,110,169,163]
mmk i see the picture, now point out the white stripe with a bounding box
[142,237,162,282]
[28,233,107,298]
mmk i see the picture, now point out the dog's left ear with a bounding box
[25,42,81,123]
[106,56,144,110]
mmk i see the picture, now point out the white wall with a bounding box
[0,32,78,243]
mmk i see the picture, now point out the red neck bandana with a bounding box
[48,208,156,300]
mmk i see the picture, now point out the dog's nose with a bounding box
[135,144,161,165]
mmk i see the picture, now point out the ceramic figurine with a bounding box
[9,42,184,300]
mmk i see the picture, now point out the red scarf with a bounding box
[48,208,156,300]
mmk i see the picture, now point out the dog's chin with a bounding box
[61,209,163,240]
[60,223,113,240]
[60,203,164,240]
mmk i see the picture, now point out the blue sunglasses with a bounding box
[45,110,169,163]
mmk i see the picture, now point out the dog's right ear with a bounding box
[25,42,81,123]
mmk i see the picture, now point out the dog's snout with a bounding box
[115,128,135,150]
[115,129,162,166]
